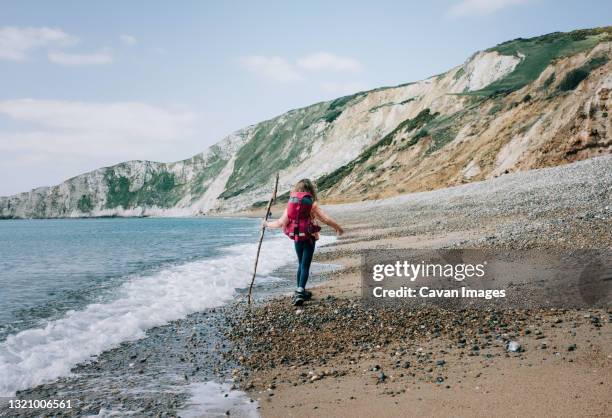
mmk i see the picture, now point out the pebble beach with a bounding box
[228,155,612,417]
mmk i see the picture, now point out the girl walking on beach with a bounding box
[263,179,344,306]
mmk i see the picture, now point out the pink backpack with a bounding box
[283,191,321,241]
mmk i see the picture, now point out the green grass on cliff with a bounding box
[220,94,366,199]
[188,154,227,198]
[470,27,612,96]
[218,109,324,199]
[77,194,93,212]
[556,54,609,91]
[102,147,229,209]
[105,170,183,209]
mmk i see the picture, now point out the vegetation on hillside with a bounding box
[219,106,326,199]
[77,194,93,212]
[105,169,183,209]
[221,94,365,199]
[557,55,609,91]
[188,154,227,198]
[470,26,611,96]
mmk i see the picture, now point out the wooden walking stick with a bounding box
[247,172,279,305]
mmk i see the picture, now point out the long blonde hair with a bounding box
[292,178,317,201]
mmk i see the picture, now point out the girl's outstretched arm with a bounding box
[312,203,344,235]
[263,208,288,229]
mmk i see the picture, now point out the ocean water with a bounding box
[0,217,316,403]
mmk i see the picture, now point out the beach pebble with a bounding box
[506,341,522,352]
[377,372,387,384]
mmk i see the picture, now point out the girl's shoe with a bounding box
[292,293,305,306]
[295,287,312,299]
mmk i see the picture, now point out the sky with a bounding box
[1,0,611,196]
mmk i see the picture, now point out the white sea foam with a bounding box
[0,234,335,396]
[177,382,259,418]
[89,382,258,417]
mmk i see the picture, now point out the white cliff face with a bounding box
[188,129,252,214]
[2,29,610,218]
[456,51,522,92]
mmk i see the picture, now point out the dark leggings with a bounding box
[294,239,316,289]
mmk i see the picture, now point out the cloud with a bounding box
[48,49,113,66]
[239,51,362,83]
[119,34,137,46]
[0,26,116,66]
[0,26,77,61]
[0,99,195,139]
[0,100,198,195]
[448,0,531,17]
[239,55,302,83]
[297,52,361,73]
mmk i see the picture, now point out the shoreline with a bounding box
[226,156,612,417]
[0,240,337,417]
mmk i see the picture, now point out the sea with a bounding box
[0,217,331,416]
